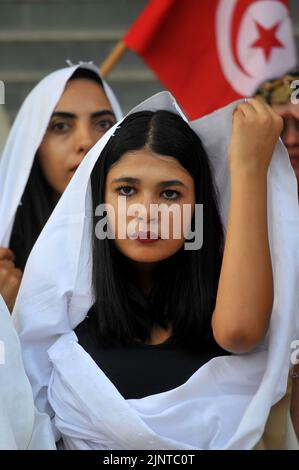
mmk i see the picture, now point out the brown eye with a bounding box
[162,189,181,200]
[116,186,135,197]
[50,121,71,133]
[94,119,115,133]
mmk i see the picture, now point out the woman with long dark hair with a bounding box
[13,93,299,449]
[0,63,122,311]
[85,109,224,354]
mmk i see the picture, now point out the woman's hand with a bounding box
[229,98,283,175]
[0,247,22,312]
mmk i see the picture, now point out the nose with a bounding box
[283,119,299,148]
[74,123,95,156]
[134,194,158,224]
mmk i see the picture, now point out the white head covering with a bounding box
[0,294,55,449]
[13,92,299,449]
[0,62,122,247]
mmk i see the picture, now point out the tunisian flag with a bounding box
[124,0,297,119]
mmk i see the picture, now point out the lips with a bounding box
[132,231,160,240]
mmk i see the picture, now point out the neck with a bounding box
[50,188,61,206]
[130,261,158,297]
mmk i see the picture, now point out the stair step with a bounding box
[0,41,148,71]
[0,0,147,30]
[0,30,123,42]
[1,69,157,83]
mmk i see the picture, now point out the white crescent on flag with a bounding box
[216,0,297,96]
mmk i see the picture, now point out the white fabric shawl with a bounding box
[0,294,55,449]
[0,62,122,247]
[13,92,299,450]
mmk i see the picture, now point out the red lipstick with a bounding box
[132,231,160,243]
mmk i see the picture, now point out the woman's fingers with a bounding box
[0,259,14,269]
[230,98,283,175]
[236,99,283,135]
[235,100,258,118]
[0,247,15,262]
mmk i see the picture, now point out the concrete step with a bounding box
[0,68,157,83]
[0,38,150,72]
[0,0,147,30]
[0,0,297,32]
[0,30,122,42]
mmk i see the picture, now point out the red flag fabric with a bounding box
[124,0,297,119]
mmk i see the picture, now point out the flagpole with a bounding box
[100,40,127,78]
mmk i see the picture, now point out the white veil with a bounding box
[0,294,55,449]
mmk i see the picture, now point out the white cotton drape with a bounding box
[13,92,299,449]
[0,294,55,449]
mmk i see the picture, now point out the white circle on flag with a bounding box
[216,0,296,96]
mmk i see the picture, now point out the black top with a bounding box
[75,316,229,400]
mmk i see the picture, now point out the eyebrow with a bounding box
[111,177,186,188]
[50,110,116,120]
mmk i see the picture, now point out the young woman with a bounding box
[0,63,122,311]
[13,93,299,449]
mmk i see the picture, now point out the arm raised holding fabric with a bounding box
[212,99,283,353]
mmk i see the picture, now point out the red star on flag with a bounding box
[251,21,284,62]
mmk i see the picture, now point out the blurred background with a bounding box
[0,0,298,122]
[0,0,156,122]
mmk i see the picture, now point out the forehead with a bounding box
[272,102,299,119]
[54,78,112,113]
[108,149,191,179]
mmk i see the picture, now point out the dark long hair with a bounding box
[89,110,224,351]
[9,67,104,270]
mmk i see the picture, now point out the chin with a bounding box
[115,239,184,263]
[126,252,167,263]
[126,247,183,264]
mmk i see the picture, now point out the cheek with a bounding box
[38,140,69,193]
[104,191,119,234]
[162,201,195,239]
[105,194,142,237]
